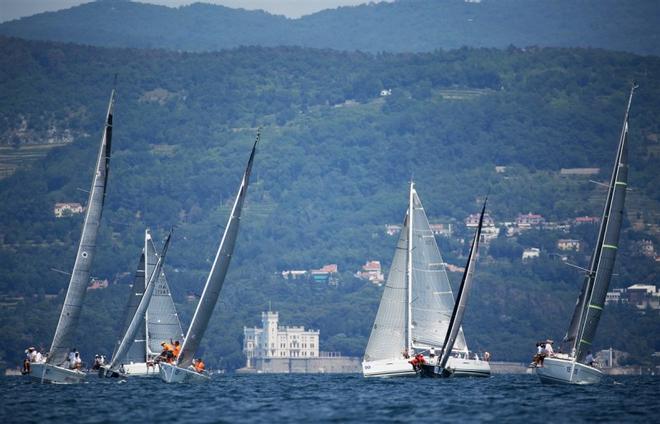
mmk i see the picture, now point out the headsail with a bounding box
[364,212,409,361]
[145,230,185,356]
[113,251,147,364]
[48,89,116,365]
[409,186,467,351]
[568,84,636,361]
[109,230,173,370]
[176,132,260,368]
[438,197,486,371]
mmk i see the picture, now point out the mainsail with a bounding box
[145,230,185,355]
[109,231,172,370]
[176,132,259,368]
[364,213,409,361]
[113,251,147,364]
[409,186,467,351]
[565,84,636,361]
[438,198,486,370]
[48,89,116,365]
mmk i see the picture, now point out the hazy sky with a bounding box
[0,0,390,22]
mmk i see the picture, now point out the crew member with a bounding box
[585,351,595,367]
[194,358,205,373]
[172,341,181,358]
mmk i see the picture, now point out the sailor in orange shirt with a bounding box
[172,341,181,359]
[160,342,174,363]
[193,358,205,374]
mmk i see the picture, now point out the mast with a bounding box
[109,230,172,370]
[438,197,486,371]
[176,131,260,368]
[144,229,151,360]
[570,83,636,361]
[406,181,414,353]
[47,88,116,365]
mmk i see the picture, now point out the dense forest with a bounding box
[0,36,659,370]
[1,0,660,55]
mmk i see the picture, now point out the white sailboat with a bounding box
[29,88,116,384]
[160,132,259,383]
[362,182,489,378]
[100,230,173,378]
[536,83,636,385]
[103,229,184,377]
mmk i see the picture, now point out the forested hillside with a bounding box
[0,37,659,370]
[0,0,659,55]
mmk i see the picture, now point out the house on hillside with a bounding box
[429,223,452,237]
[356,260,384,284]
[522,248,540,262]
[87,278,108,290]
[557,239,581,251]
[282,270,308,280]
[559,168,600,176]
[54,202,84,218]
[606,284,659,310]
[465,213,495,228]
[311,264,338,285]
[516,212,545,229]
[574,216,600,225]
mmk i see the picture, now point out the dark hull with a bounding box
[419,363,491,378]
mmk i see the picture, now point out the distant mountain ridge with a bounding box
[1,0,659,55]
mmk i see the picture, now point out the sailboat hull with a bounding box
[28,363,86,384]
[121,362,160,377]
[419,357,491,378]
[159,362,209,383]
[363,356,491,378]
[362,358,416,378]
[536,357,603,385]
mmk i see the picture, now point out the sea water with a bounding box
[2,374,658,422]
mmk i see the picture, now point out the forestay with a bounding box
[410,188,467,352]
[364,213,409,362]
[48,89,115,366]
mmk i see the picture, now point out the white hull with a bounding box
[362,358,416,378]
[159,363,210,383]
[445,357,491,378]
[362,356,490,378]
[121,362,160,377]
[536,357,603,385]
[29,363,86,384]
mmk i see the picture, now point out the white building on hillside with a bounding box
[243,311,319,368]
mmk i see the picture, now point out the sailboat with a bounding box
[160,131,259,383]
[100,230,173,378]
[29,88,116,384]
[536,84,636,385]
[362,182,490,378]
[419,198,489,378]
[103,229,184,377]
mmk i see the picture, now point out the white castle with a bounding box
[243,311,320,368]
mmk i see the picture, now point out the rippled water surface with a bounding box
[2,374,659,422]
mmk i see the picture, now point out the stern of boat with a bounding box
[29,362,86,384]
[536,357,603,385]
[159,362,209,383]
